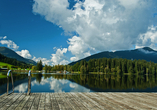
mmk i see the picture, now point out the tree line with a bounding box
[70,58,157,75]
[41,58,157,75]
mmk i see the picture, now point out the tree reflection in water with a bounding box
[46,74,157,91]
[0,73,157,94]
[33,74,43,84]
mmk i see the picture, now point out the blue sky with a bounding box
[0,0,69,57]
[0,0,157,65]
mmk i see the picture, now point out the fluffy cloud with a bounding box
[0,36,7,39]
[68,36,92,61]
[16,49,32,59]
[136,25,157,50]
[32,48,69,65]
[138,48,156,54]
[118,0,140,8]
[3,36,7,39]
[0,39,19,50]
[51,48,69,65]
[0,36,19,50]
[32,56,51,65]
[33,0,157,60]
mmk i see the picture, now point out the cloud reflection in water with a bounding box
[14,76,91,93]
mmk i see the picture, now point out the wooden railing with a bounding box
[6,70,31,95]
[27,70,31,95]
[7,70,14,95]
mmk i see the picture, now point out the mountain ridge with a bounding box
[69,47,157,65]
[0,47,37,65]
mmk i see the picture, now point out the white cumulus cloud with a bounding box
[68,36,92,61]
[51,48,69,65]
[33,0,157,61]
[16,49,32,59]
[32,48,69,66]
[3,36,7,39]
[0,36,7,39]
[138,48,156,54]
[0,39,19,50]
[32,56,51,65]
[136,25,157,50]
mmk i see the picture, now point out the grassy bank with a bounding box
[0,62,13,69]
[0,73,7,79]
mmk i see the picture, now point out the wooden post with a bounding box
[7,75,9,95]
[11,71,14,92]
[7,70,14,95]
[27,70,31,95]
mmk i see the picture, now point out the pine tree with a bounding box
[36,60,43,71]
[45,64,48,73]
[88,59,92,72]
[122,60,127,73]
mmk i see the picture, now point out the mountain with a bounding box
[0,47,37,65]
[69,47,157,65]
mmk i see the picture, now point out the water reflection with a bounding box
[14,83,27,93]
[0,73,157,95]
[30,76,91,93]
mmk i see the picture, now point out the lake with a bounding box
[0,73,157,96]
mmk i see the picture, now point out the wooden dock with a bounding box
[0,92,157,110]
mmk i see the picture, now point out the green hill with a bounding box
[69,47,157,65]
[0,47,37,65]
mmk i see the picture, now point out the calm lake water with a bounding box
[0,73,157,96]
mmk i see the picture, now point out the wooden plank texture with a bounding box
[0,92,157,110]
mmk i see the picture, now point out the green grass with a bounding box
[0,62,13,69]
[0,73,7,79]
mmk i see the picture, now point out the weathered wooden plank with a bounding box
[107,93,152,109]
[22,93,36,110]
[84,93,116,110]
[79,93,103,110]
[38,93,45,110]
[144,93,157,98]
[55,93,65,109]
[0,93,6,98]
[71,93,93,110]
[30,93,41,110]
[0,93,22,110]
[85,93,120,110]
[64,93,79,110]
[15,94,30,110]
[97,93,135,110]
[0,92,157,110]
[0,93,15,103]
[133,93,157,101]
[50,93,60,110]
[118,93,157,109]
[0,93,8,101]
[69,93,88,109]
[58,93,76,110]
[87,93,116,110]
[7,94,26,110]
[0,93,15,108]
[44,93,52,110]
[0,93,16,104]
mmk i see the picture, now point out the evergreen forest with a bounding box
[45,58,157,75]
